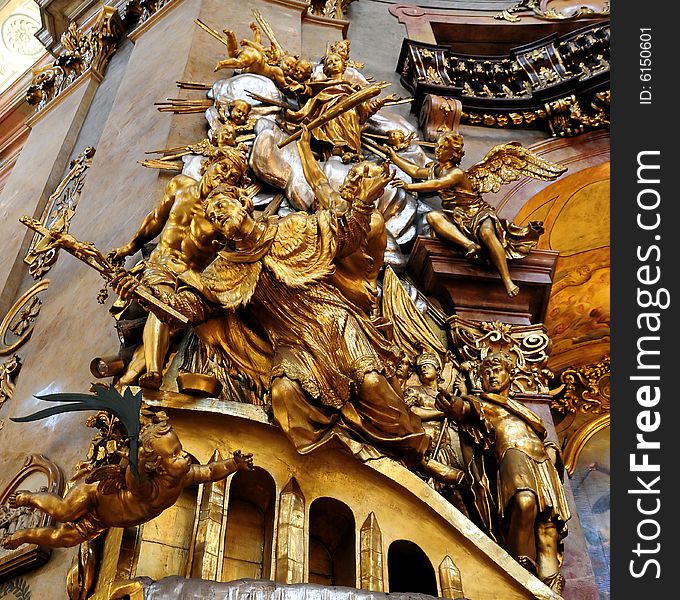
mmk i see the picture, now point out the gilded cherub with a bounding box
[217,99,257,135]
[0,415,253,549]
[389,132,566,296]
[213,16,304,94]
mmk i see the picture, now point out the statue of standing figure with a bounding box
[436,351,570,594]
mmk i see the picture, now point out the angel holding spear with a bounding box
[387,132,566,296]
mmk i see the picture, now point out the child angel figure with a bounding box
[1,417,253,549]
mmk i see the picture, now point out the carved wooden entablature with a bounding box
[396,21,609,136]
[26,6,123,112]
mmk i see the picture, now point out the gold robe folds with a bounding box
[170,207,427,466]
[437,181,544,260]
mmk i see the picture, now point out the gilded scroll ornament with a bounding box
[309,0,355,19]
[551,356,610,415]
[0,454,65,578]
[0,355,21,409]
[24,147,95,279]
[448,316,553,394]
[0,280,49,357]
[496,0,610,23]
[26,7,122,111]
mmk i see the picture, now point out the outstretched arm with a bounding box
[110,177,182,260]
[393,168,464,193]
[296,126,343,211]
[185,450,254,485]
[335,163,393,258]
[388,148,430,179]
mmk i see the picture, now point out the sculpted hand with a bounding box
[109,243,137,263]
[358,163,395,203]
[111,272,140,302]
[233,450,254,470]
[391,178,410,190]
[299,123,311,145]
[435,387,455,415]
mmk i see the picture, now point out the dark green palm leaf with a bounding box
[12,385,143,477]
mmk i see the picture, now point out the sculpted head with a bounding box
[396,352,413,383]
[228,99,251,125]
[435,132,464,164]
[416,352,441,385]
[204,185,255,240]
[330,40,351,61]
[139,419,191,479]
[200,150,248,194]
[323,52,346,78]
[292,59,313,82]
[479,351,514,394]
[338,161,385,203]
[280,54,299,77]
[213,122,237,148]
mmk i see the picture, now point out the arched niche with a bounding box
[387,539,437,596]
[221,466,276,582]
[308,497,356,587]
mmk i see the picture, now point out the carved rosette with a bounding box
[26,7,122,111]
[551,355,610,415]
[24,147,96,279]
[447,316,552,394]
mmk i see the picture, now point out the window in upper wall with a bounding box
[0,0,44,95]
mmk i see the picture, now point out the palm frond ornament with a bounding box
[11,385,143,477]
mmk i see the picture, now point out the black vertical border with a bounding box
[610,3,677,599]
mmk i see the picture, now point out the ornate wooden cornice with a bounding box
[397,20,609,136]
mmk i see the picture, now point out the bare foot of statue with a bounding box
[503,279,520,297]
[465,243,481,259]
[138,371,162,390]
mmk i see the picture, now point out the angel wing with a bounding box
[467,142,567,194]
[85,464,126,495]
[252,9,285,64]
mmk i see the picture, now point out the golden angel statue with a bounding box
[208,10,308,94]
[1,414,253,549]
[389,133,566,296]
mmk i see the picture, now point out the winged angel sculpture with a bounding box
[389,133,567,296]
[1,387,252,549]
